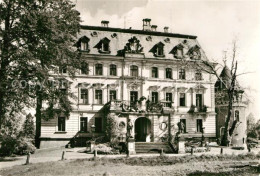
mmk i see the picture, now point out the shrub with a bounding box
[0,136,17,156]
[14,138,36,155]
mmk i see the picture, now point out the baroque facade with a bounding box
[40,19,216,148]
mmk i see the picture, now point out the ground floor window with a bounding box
[58,117,66,132]
[80,117,88,132]
[196,119,203,132]
[95,117,102,133]
[180,119,186,133]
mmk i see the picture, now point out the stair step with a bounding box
[135,142,173,153]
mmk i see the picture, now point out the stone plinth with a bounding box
[127,138,136,154]
[178,135,185,154]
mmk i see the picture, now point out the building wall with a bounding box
[40,26,217,148]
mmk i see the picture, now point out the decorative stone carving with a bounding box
[124,36,143,53]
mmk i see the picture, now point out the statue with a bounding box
[127,119,133,138]
[177,121,185,134]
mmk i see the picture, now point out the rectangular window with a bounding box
[130,66,138,77]
[196,94,203,109]
[130,91,138,105]
[110,65,117,76]
[95,64,103,75]
[58,117,66,132]
[180,119,186,133]
[152,92,158,103]
[95,118,102,133]
[166,68,172,79]
[80,117,88,132]
[196,119,203,132]
[81,62,88,75]
[95,89,102,104]
[81,42,88,51]
[59,66,67,74]
[102,43,109,52]
[166,93,172,107]
[152,67,158,78]
[179,69,185,80]
[109,90,117,101]
[80,89,88,104]
[179,93,186,106]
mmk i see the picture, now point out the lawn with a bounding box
[0,153,259,176]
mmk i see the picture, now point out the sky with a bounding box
[74,0,260,119]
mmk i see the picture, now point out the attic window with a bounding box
[111,33,117,38]
[188,45,201,60]
[149,42,165,57]
[146,36,152,41]
[76,36,90,52]
[94,37,111,54]
[164,38,170,43]
[91,31,98,37]
[170,44,184,59]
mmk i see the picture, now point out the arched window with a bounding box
[110,64,117,76]
[130,65,138,77]
[152,67,158,78]
[95,64,103,75]
[234,110,239,121]
[166,68,172,79]
[179,68,185,80]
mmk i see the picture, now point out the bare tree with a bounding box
[196,40,244,146]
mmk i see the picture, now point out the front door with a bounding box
[135,117,151,142]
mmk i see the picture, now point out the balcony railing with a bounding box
[109,99,174,113]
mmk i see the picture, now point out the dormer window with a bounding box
[94,37,111,54]
[188,45,201,60]
[149,42,165,57]
[170,44,184,59]
[76,36,90,52]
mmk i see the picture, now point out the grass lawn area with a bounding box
[0,153,259,176]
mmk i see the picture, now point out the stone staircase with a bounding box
[135,142,174,153]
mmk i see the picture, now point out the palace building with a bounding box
[40,19,216,150]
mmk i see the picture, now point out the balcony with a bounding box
[109,99,174,114]
[188,105,208,114]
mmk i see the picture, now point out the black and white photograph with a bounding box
[0,0,260,175]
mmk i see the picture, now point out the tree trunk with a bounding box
[35,90,42,148]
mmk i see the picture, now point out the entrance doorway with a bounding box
[135,117,151,142]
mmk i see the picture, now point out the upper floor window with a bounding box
[195,71,202,81]
[152,92,159,103]
[95,89,102,104]
[130,65,138,77]
[95,64,103,75]
[149,42,165,57]
[234,110,239,121]
[196,94,203,108]
[110,64,117,76]
[179,69,186,80]
[94,37,111,54]
[166,68,172,79]
[109,90,117,101]
[188,45,201,60]
[80,88,88,104]
[76,36,90,52]
[179,93,186,106]
[152,67,158,78]
[59,66,67,74]
[170,44,184,59]
[81,62,88,75]
[166,92,172,107]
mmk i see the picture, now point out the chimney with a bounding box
[143,18,151,31]
[101,20,109,27]
[151,25,157,31]
[164,26,169,33]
